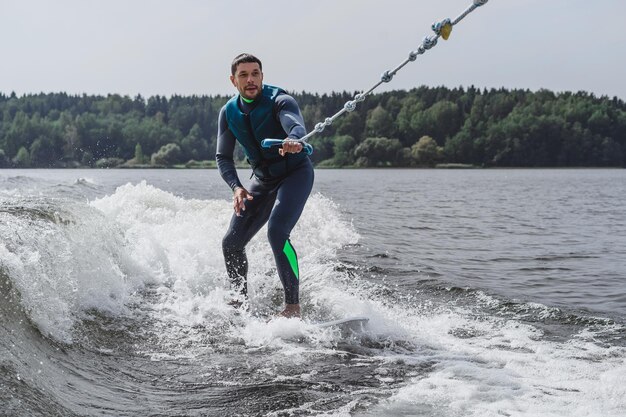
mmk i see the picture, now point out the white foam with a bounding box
[355,309,626,417]
[91,182,363,324]
[0,201,144,343]
[1,180,364,345]
[84,181,367,355]
[74,177,96,186]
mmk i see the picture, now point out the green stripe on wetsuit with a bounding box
[282,240,299,279]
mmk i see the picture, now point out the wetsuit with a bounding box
[216,84,314,304]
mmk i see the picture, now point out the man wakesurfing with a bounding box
[216,53,313,318]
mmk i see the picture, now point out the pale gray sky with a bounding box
[1,0,625,99]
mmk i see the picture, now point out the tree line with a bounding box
[1,86,625,168]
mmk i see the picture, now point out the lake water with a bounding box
[1,168,625,416]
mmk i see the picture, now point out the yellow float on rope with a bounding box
[441,22,453,40]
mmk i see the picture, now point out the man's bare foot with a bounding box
[277,303,301,318]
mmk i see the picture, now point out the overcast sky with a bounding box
[2,0,625,100]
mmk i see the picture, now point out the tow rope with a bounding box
[262,0,490,153]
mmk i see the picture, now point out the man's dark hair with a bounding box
[231,53,262,75]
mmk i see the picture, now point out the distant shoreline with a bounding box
[0,164,626,172]
[3,87,625,170]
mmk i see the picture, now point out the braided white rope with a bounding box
[300,0,489,143]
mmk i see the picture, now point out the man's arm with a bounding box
[216,106,244,191]
[275,94,307,140]
[216,106,253,216]
[275,94,307,155]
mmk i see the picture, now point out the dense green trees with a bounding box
[0,87,624,168]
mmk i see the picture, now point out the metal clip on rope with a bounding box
[261,0,489,154]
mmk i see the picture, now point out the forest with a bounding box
[1,85,625,168]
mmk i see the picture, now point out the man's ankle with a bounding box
[278,303,301,318]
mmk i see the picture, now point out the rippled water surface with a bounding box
[1,168,625,417]
[315,169,626,318]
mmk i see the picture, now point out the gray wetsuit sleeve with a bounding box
[275,94,307,140]
[216,106,244,191]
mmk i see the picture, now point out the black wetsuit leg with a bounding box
[266,159,314,304]
[221,188,276,297]
[221,158,314,304]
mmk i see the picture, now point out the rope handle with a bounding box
[261,139,314,155]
